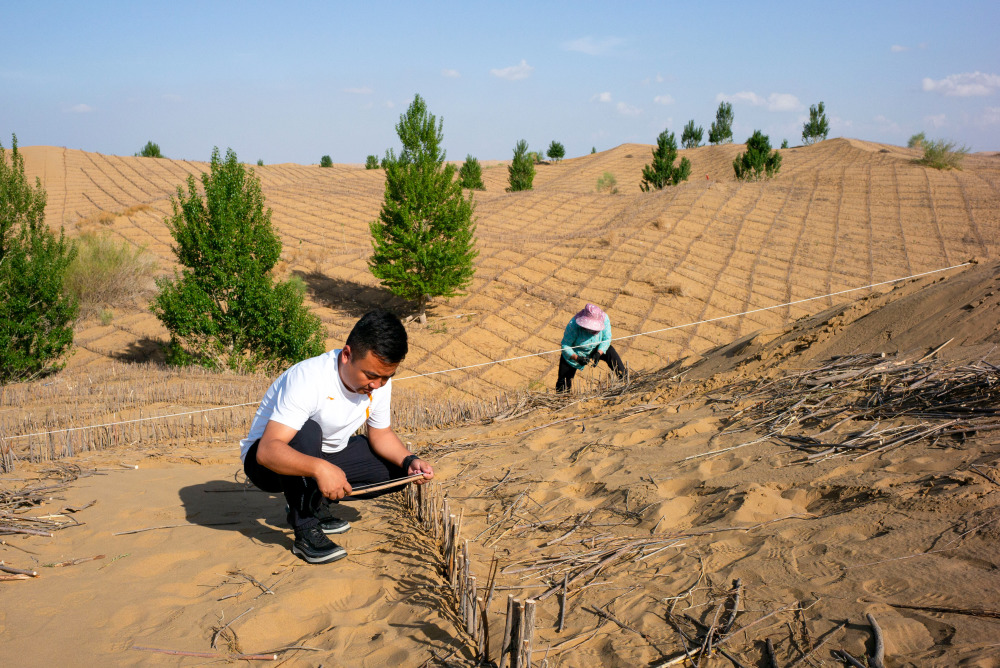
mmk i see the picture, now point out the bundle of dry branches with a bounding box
[0,464,84,537]
[712,353,1000,461]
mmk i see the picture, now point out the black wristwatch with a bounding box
[402,454,420,472]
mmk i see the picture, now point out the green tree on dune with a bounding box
[801,101,829,145]
[547,140,565,162]
[507,139,535,192]
[640,129,691,191]
[369,95,478,324]
[459,155,485,190]
[151,147,325,371]
[733,130,782,181]
[136,141,163,158]
[708,101,734,145]
[0,134,78,382]
[681,120,703,149]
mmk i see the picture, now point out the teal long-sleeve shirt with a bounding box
[560,315,611,370]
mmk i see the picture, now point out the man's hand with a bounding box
[314,459,352,500]
[407,457,434,485]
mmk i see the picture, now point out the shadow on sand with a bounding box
[178,479,363,549]
[298,272,423,320]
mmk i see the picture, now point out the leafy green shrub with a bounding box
[0,135,78,382]
[708,102,734,145]
[907,132,926,149]
[681,120,703,149]
[591,146,596,154]
[781,139,789,149]
[65,232,157,318]
[369,95,478,324]
[507,139,535,192]
[527,150,545,164]
[365,154,380,170]
[596,172,618,194]
[459,155,485,190]
[640,129,691,191]
[136,141,162,158]
[547,141,565,162]
[802,101,829,144]
[151,148,325,372]
[257,159,264,166]
[733,130,782,181]
[319,155,333,168]
[916,138,969,170]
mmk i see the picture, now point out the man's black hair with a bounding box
[345,309,408,364]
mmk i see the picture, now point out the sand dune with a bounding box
[3,141,1000,666]
[18,140,1000,401]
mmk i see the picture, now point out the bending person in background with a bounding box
[240,309,433,564]
[556,303,626,392]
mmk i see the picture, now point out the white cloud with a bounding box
[442,69,460,78]
[891,44,909,53]
[617,101,642,117]
[561,36,625,56]
[717,91,803,112]
[384,100,395,109]
[767,93,803,112]
[982,107,1000,125]
[925,113,947,128]
[653,94,674,105]
[721,91,764,105]
[922,72,1000,97]
[592,92,612,103]
[67,103,94,113]
[490,59,533,81]
[344,86,373,95]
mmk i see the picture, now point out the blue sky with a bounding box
[2,1,998,163]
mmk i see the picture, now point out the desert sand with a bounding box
[2,141,1000,666]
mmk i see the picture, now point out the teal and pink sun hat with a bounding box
[574,303,606,331]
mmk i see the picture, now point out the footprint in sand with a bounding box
[697,455,744,477]
[663,417,716,440]
[608,427,661,447]
[790,543,844,584]
[861,575,911,598]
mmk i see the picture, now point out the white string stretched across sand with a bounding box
[2,261,971,442]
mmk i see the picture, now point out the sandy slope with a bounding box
[3,142,1000,666]
[3,262,1000,666]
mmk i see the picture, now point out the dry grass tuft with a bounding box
[917,139,969,170]
[65,232,158,318]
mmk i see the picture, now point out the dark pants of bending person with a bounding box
[243,419,405,530]
[556,344,626,392]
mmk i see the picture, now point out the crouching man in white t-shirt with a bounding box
[240,309,433,563]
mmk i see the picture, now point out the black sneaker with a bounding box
[285,503,351,535]
[292,525,347,564]
[315,506,351,535]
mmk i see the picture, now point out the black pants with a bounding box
[556,345,625,392]
[243,419,405,529]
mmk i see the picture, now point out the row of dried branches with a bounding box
[711,352,1000,461]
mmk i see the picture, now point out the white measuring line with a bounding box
[2,261,972,442]
[395,261,971,380]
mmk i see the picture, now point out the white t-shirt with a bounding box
[239,349,392,462]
